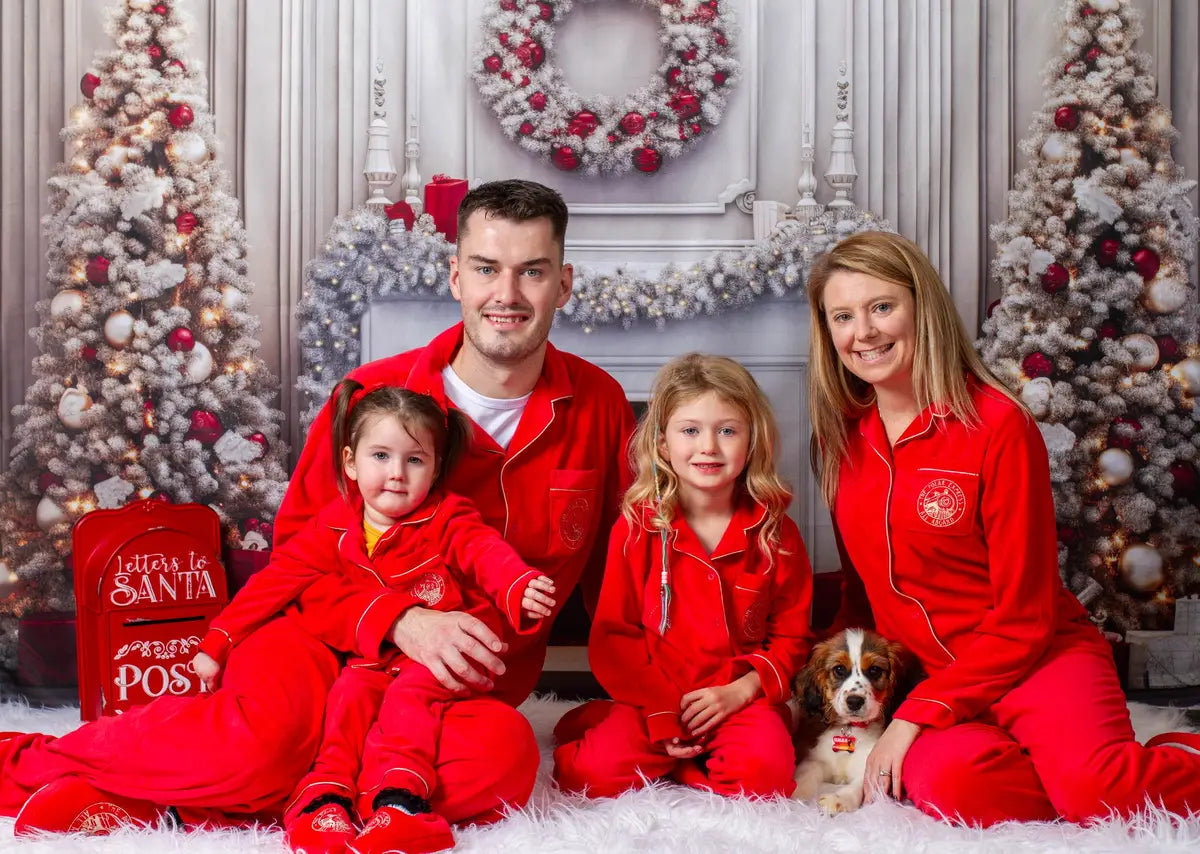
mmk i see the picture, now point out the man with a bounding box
[1,180,634,849]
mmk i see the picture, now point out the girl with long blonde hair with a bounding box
[805,230,1200,827]
[554,354,814,800]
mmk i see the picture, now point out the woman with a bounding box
[805,230,1200,826]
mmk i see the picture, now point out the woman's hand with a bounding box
[863,718,922,802]
[390,607,509,693]
[680,671,761,737]
[191,652,221,693]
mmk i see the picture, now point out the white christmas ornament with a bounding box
[168,132,207,164]
[57,388,93,429]
[1144,277,1187,314]
[1170,358,1200,395]
[1121,333,1159,371]
[1020,377,1054,418]
[220,284,245,310]
[1040,134,1076,163]
[1098,447,1134,486]
[214,430,263,465]
[50,289,85,317]
[1119,544,1163,593]
[36,495,67,530]
[183,341,213,383]
[95,475,135,510]
[104,310,135,348]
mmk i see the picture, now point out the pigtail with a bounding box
[437,408,473,483]
[330,378,363,497]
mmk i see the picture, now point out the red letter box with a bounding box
[72,499,229,721]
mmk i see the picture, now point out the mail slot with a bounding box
[72,499,229,720]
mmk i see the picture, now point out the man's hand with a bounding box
[191,652,221,693]
[390,607,509,693]
[863,718,921,803]
[680,671,761,737]
[521,575,557,620]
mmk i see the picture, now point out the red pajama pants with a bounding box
[553,699,796,799]
[0,617,537,828]
[903,620,1200,826]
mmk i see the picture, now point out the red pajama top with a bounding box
[198,491,543,669]
[832,381,1089,730]
[274,323,636,706]
[589,496,814,743]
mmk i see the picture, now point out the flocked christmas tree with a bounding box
[0,0,289,670]
[979,0,1200,633]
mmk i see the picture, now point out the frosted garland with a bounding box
[0,0,289,669]
[295,207,888,427]
[978,0,1200,632]
[471,0,740,175]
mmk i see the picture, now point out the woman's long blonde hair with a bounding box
[806,231,1021,506]
[623,353,793,566]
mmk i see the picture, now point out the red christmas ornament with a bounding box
[1081,6,1096,15]
[1154,334,1180,365]
[515,39,545,70]
[500,70,512,80]
[567,111,598,137]
[500,0,516,8]
[649,111,658,119]
[1095,238,1120,266]
[986,298,1001,318]
[714,32,727,46]
[175,211,197,234]
[667,67,683,85]
[86,255,110,284]
[633,146,662,173]
[498,33,509,45]
[680,47,698,63]
[259,523,273,541]
[528,91,547,111]
[1063,61,1078,74]
[670,90,701,119]
[37,472,64,493]
[248,432,269,453]
[1057,525,1081,548]
[620,112,646,135]
[519,75,530,87]
[1131,247,1159,280]
[519,121,535,135]
[1107,416,1142,450]
[81,73,101,99]
[713,70,727,86]
[1054,105,1079,131]
[1085,46,1102,63]
[168,104,194,129]
[483,54,502,73]
[243,517,262,533]
[81,345,98,362]
[148,45,163,61]
[184,409,222,445]
[166,326,195,352]
[167,59,185,72]
[536,2,553,20]
[1171,462,1200,501]
[690,4,716,22]
[551,146,579,171]
[607,134,617,143]
[1040,262,1070,293]
[1022,352,1053,379]
[690,122,702,135]
[152,3,168,14]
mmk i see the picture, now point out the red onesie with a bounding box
[0,323,633,829]
[834,379,1200,825]
[554,495,814,798]
[196,490,543,821]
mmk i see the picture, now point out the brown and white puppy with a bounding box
[789,628,919,814]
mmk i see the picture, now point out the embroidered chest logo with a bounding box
[409,572,446,606]
[742,601,767,642]
[916,478,967,528]
[558,496,591,551]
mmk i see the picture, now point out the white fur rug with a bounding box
[1,697,1199,853]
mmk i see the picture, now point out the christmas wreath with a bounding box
[471,0,740,175]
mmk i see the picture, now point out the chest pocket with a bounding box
[547,469,601,557]
[731,572,771,644]
[896,468,980,537]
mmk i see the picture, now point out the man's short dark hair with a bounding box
[456,179,569,259]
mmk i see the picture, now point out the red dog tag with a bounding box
[832,733,856,753]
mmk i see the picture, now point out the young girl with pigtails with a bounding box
[553,353,814,799]
[191,379,556,854]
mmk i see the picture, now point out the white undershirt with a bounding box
[440,365,531,450]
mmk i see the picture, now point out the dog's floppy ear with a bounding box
[795,640,831,721]
[884,640,924,720]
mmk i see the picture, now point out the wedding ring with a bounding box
[878,770,893,776]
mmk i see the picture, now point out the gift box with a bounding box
[226,547,271,595]
[424,175,469,242]
[17,611,78,688]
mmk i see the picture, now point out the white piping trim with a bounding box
[916,467,979,477]
[747,652,785,699]
[355,592,400,650]
[909,695,954,713]
[505,570,538,615]
[499,391,569,539]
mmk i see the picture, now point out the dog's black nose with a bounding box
[846,695,865,711]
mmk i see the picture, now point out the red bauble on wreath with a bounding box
[166,327,195,352]
[1095,238,1120,266]
[81,73,101,99]
[1054,105,1079,131]
[1040,263,1070,293]
[471,0,740,175]
[1022,352,1053,379]
[1131,247,1159,280]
